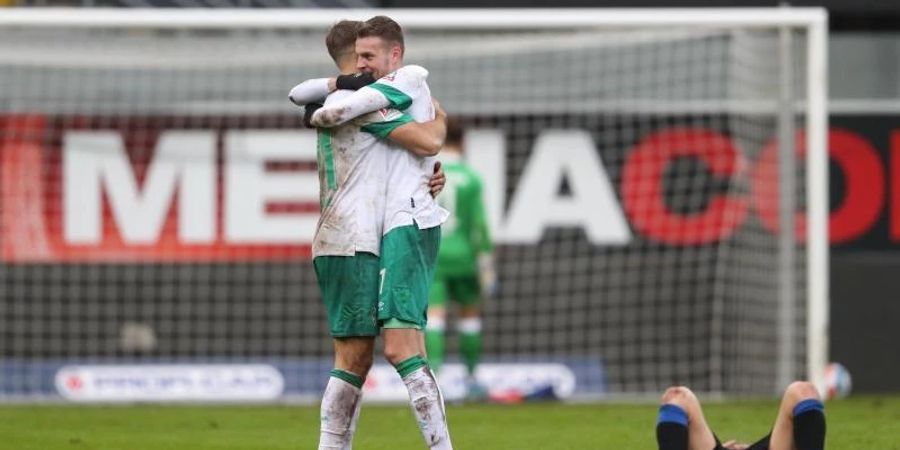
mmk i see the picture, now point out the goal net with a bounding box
[0,8,827,400]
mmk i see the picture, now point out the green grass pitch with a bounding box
[1,396,897,449]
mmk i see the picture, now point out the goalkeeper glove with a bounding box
[335,72,376,91]
[303,103,323,129]
[478,253,499,298]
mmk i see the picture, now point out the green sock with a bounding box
[329,368,364,389]
[425,328,446,374]
[459,331,482,376]
[393,354,428,378]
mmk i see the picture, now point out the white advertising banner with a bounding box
[55,364,285,402]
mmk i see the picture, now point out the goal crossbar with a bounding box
[0,7,826,30]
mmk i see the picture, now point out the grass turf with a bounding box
[0,395,897,449]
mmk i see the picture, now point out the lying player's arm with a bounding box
[386,99,447,157]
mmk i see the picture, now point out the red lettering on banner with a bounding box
[6,115,900,261]
[823,130,884,244]
[621,128,749,245]
[0,115,315,262]
[753,129,883,244]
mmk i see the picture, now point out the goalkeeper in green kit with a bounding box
[425,118,497,400]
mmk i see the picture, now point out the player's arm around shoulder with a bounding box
[310,85,392,128]
[389,64,429,85]
[288,72,377,107]
[287,77,331,106]
[364,64,430,113]
[386,98,447,157]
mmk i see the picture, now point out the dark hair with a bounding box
[326,20,363,63]
[445,116,463,147]
[357,15,405,55]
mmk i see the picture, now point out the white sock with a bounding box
[403,366,453,450]
[318,376,362,450]
[339,394,363,450]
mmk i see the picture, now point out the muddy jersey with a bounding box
[366,65,449,233]
[310,65,449,234]
[312,89,413,257]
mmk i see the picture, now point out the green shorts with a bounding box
[429,272,481,307]
[378,224,441,328]
[313,252,380,338]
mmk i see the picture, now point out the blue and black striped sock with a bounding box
[656,404,689,450]
[792,399,825,450]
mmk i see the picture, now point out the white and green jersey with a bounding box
[310,65,449,234]
[312,89,413,258]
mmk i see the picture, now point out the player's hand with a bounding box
[432,97,446,119]
[303,103,323,129]
[430,161,445,198]
[722,440,749,450]
[335,72,376,91]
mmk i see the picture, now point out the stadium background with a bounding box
[0,0,897,400]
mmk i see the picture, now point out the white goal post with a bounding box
[0,7,827,400]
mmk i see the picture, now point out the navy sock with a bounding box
[792,399,825,450]
[656,404,689,450]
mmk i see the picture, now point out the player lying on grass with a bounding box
[656,381,826,450]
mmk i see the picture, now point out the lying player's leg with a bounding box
[768,381,826,450]
[656,386,719,450]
